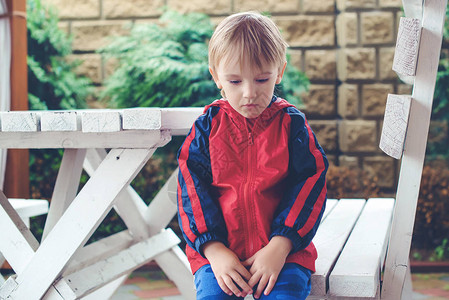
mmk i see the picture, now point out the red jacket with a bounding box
[177,96,328,274]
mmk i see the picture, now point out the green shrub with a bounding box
[427,9,449,160]
[412,162,449,251]
[27,0,91,110]
[100,10,308,109]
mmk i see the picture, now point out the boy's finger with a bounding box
[217,277,233,296]
[223,276,244,297]
[231,274,253,296]
[263,276,277,296]
[242,256,255,267]
[236,264,252,281]
[248,272,262,289]
[254,276,269,299]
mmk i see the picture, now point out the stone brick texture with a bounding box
[43,0,405,193]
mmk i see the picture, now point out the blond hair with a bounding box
[208,12,288,72]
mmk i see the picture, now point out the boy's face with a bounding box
[210,55,286,119]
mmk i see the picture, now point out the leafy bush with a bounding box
[100,10,308,109]
[27,0,91,110]
[326,164,381,199]
[427,9,449,160]
[412,162,449,251]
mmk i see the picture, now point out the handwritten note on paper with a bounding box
[392,17,421,76]
[380,94,412,159]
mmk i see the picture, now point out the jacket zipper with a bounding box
[244,124,255,257]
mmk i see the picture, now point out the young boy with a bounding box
[177,11,328,299]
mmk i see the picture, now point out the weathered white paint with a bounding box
[81,111,121,133]
[379,94,412,159]
[382,0,447,299]
[9,198,49,226]
[0,192,39,274]
[42,149,86,240]
[9,149,153,299]
[392,17,421,77]
[84,148,152,240]
[329,198,394,298]
[321,199,338,222]
[0,130,170,148]
[54,229,179,298]
[63,231,134,276]
[40,111,79,132]
[310,199,366,296]
[0,111,38,132]
[122,108,162,130]
[161,107,203,135]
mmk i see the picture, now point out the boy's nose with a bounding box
[243,83,256,100]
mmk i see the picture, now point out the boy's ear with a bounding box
[275,62,287,84]
[209,67,223,89]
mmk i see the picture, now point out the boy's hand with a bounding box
[203,241,253,297]
[242,236,293,299]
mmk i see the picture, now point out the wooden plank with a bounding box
[64,231,134,276]
[81,111,121,133]
[9,148,153,299]
[84,148,151,240]
[10,198,49,220]
[321,199,338,222]
[0,191,38,274]
[42,149,86,240]
[379,94,412,159]
[161,107,203,135]
[382,1,447,298]
[122,108,162,130]
[0,129,170,149]
[53,229,180,298]
[392,17,421,77]
[40,111,79,132]
[310,199,366,297]
[0,111,38,132]
[329,198,395,298]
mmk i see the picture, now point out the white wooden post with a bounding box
[382,0,448,298]
[42,149,86,240]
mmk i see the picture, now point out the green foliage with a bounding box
[27,0,91,110]
[413,163,449,252]
[100,10,308,108]
[428,9,449,160]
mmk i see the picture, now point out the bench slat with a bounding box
[329,198,395,298]
[310,199,366,296]
[321,199,338,223]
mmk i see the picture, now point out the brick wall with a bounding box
[43,0,408,191]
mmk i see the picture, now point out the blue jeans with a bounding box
[194,263,312,300]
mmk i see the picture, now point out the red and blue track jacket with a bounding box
[177,96,328,274]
